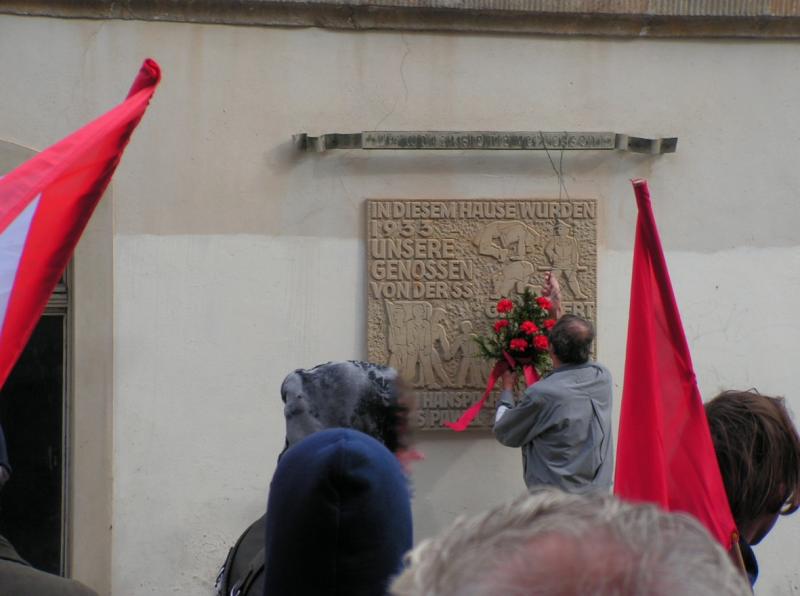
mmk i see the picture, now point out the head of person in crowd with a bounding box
[390,488,750,596]
[280,360,416,462]
[705,389,800,546]
[264,428,413,596]
[547,314,594,367]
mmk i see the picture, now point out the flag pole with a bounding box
[729,531,747,578]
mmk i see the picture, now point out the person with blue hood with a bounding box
[263,428,413,596]
[215,361,417,596]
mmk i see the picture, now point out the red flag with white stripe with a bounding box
[0,59,160,389]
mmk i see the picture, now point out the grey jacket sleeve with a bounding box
[497,389,515,408]
[493,388,554,448]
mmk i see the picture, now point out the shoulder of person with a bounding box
[523,379,562,403]
[0,559,98,596]
[578,361,612,381]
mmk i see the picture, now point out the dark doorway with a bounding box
[0,314,66,574]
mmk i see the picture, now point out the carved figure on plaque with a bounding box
[543,220,588,300]
[386,302,409,375]
[449,320,487,388]
[404,302,451,389]
[430,308,452,387]
[475,221,539,262]
[492,260,537,299]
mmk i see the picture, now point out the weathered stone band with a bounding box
[4,1,800,39]
[294,131,678,154]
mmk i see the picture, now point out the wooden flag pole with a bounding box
[729,531,748,579]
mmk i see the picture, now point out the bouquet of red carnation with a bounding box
[475,289,557,378]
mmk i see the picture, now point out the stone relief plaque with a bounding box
[366,199,597,430]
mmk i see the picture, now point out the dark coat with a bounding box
[0,424,10,488]
[0,535,97,596]
[0,423,10,473]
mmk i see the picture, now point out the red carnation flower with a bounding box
[510,338,528,351]
[544,319,557,330]
[497,299,514,314]
[493,319,509,333]
[534,335,549,350]
[536,296,552,311]
[520,321,539,335]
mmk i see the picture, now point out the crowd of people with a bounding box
[1,275,799,595]
[216,358,798,595]
[212,285,800,596]
[216,274,797,595]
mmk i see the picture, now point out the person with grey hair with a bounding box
[494,274,613,494]
[390,488,751,596]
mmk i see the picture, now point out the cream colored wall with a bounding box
[69,189,114,595]
[1,15,800,595]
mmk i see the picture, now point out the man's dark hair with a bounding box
[548,314,594,364]
[705,390,800,528]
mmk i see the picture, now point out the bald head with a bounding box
[549,314,594,364]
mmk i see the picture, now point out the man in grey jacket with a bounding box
[494,277,613,494]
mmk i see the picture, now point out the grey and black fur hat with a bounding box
[280,360,407,456]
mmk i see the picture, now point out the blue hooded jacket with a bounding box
[263,428,412,596]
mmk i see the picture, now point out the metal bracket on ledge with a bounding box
[293,131,677,155]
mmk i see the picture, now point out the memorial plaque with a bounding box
[367,199,597,430]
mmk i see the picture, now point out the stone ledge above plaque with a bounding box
[15,2,800,39]
[366,199,597,430]
[294,131,677,154]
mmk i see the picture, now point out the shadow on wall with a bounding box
[410,431,525,542]
[279,145,655,242]
[0,139,36,173]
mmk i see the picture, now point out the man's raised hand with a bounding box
[542,272,563,319]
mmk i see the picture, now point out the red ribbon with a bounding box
[444,361,507,432]
[523,364,540,386]
[504,350,540,386]
[445,356,540,432]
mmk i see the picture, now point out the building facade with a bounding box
[1,3,800,594]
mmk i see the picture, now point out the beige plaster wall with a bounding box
[1,14,799,595]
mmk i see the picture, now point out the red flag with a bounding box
[614,178,737,548]
[0,59,161,389]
